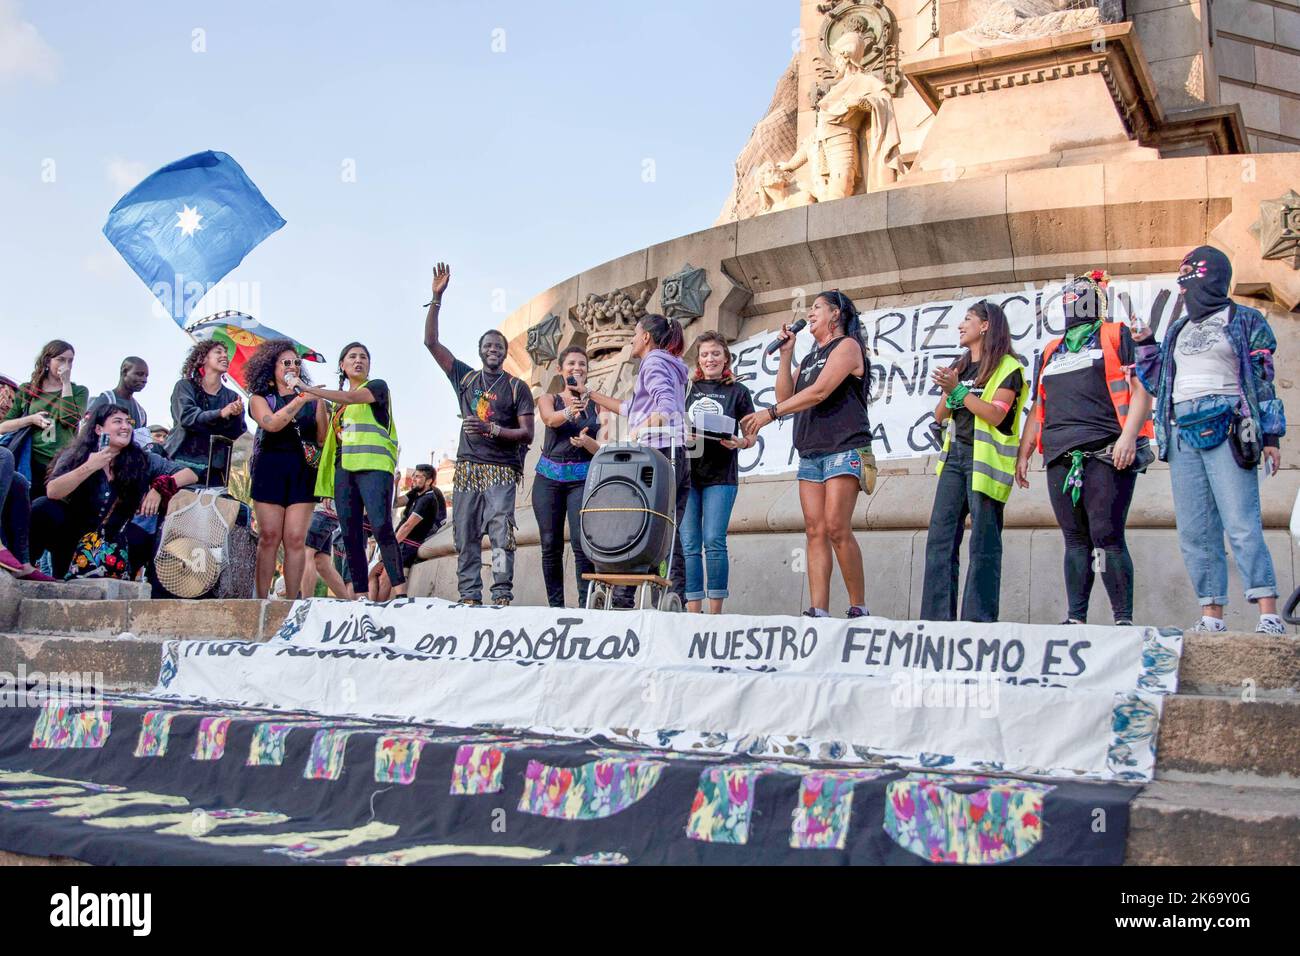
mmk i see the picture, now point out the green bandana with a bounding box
[1062,449,1086,506]
[945,383,971,409]
[1063,320,1101,353]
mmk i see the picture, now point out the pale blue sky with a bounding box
[0,0,794,465]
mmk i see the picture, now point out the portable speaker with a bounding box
[579,443,676,573]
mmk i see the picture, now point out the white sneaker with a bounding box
[1256,615,1286,636]
[1191,616,1227,633]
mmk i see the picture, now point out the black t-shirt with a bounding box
[951,366,1023,445]
[686,379,756,487]
[792,337,872,458]
[258,392,319,454]
[446,359,535,468]
[401,487,446,542]
[1033,325,1135,463]
[62,450,183,536]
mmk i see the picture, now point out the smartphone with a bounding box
[565,375,578,387]
[98,434,110,451]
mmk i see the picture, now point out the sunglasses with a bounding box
[279,358,303,367]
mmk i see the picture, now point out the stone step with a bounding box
[1155,694,1300,780]
[1127,778,1300,865]
[15,598,293,641]
[11,578,152,602]
[1177,631,1300,695]
[0,633,171,691]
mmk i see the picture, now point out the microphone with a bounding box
[765,318,807,355]
[285,372,304,396]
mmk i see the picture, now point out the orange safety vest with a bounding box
[1035,322,1154,453]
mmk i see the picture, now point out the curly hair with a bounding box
[242,339,312,397]
[179,340,228,383]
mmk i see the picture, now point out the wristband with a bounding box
[945,384,971,409]
[151,474,179,498]
[490,422,501,438]
[769,405,780,423]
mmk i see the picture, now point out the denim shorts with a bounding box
[797,448,863,483]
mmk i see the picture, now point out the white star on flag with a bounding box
[175,205,204,237]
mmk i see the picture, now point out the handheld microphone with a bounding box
[765,318,807,355]
[285,372,304,396]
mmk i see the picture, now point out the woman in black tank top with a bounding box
[531,346,601,607]
[742,290,873,619]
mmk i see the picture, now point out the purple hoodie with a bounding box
[620,349,689,448]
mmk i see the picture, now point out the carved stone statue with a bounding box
[776,28,902,204]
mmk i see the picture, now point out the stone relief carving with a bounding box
[1251,189,1300,269]
[961,0,1121,45]
[524,312,562,366]
[660,263,712,325]
[571,282,654,358]
[813,0,901,102]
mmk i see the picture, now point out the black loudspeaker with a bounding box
[579,443,676,573]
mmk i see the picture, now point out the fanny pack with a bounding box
[1174,400,1232,452]
[858,447,877,495]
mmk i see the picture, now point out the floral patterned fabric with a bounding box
[192,716,232,761]
[374,736,427,785]
[134,710,179,758]
[791,769,894,850]
[883,773,1054,864]
[686,766,770,845]
[518,757,664,820]
[30,704,111,750]
[304,728,359,781]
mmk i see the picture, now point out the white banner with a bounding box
[729,278,1180,474]
[153,599,1182,781]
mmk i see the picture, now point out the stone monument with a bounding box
[413,0,1300,633]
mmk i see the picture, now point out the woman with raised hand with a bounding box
[921,300,1028,623]
[163,341,247,486]
[30,405,197,579]
[682,331,755,614]
[741,290,873,619]
[531,345,601,607]
[1016,272,1153,626]
[1133,245,1287,635]
[245,340,330,599]
[0,340,88,499]
[301,342,406,601]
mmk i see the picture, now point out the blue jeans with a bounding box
[1169,398,1277,605]
[681,483,739,601]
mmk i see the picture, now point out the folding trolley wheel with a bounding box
[582,573,682,612]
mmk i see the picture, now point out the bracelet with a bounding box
[945,384,971,409]
[768,405,780,423]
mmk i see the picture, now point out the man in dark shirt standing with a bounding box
[423,263,534,606]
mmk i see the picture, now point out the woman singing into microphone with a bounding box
[245,340,330,599]
[741,290,873,619]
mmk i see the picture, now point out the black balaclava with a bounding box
[1062,274,1107,329]
[1178,245,1232,322]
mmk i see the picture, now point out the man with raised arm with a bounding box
[423,263,535,606]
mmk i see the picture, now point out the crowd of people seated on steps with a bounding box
[0,245,1287,633]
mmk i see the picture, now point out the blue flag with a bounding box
[102,150,286,324]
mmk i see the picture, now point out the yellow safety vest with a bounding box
[315,382,398,497]
[936,353,1028,504]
